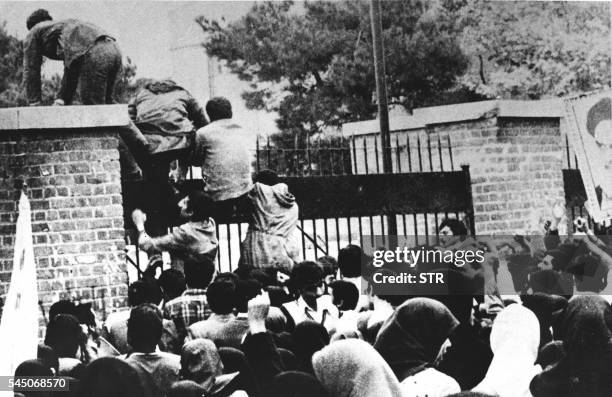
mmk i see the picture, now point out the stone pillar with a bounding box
[0,105,130,328]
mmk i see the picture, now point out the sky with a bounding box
[0,1,279,134]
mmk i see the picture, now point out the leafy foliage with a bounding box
[197,0,471,138]
[458,1,611,99]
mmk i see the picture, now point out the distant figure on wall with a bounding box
[23,9,122,106]
[23,9,149,181]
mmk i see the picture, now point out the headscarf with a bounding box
[180,339,238,395]
[77,357,149,397]
[473,304,542,397]
[373,297,459,381]
[292,321,330,374]
[270,371,328,397]
[530,295,612,397]
[312,339,403,397]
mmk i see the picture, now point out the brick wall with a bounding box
[0,106,129,330]
[346,106,567,236]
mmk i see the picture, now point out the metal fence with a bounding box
[127,132,473,273]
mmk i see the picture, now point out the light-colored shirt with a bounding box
[193,119,254,201]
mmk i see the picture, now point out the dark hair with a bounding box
[128,279,162,306]
[48,300,77,323]
[26,9,52,30]
[37,344,59,374]
[206,97,232,121]
[439,218,468,236]
[254,169,279,186]
[158,269,186,300]
[337,245,363,278]
[127,304,163,352]
[44,314,81,358]
[78,357,146,397]
[215,271,240,284]
[15,359,52,377]
[317,256,338,277]
[290,261,324,292]
[186,190,215,221]
[329,280,359,311]
[206,280,236,315]
[235,279,262,312]
[184,260,216,290]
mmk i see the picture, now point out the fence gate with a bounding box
[123,132,475,272]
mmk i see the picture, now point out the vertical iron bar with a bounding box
[395,134,401,173]
[417,135,423,171]
[427,132,434,172]
[447,135,454,171]
[374,135,380,174]
[437,131,444,172]
[407,135,412,172]
[363,138,369,175]
[351,134,358,175]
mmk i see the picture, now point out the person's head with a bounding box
[15,359,53,397]
[270,371,328,397]
[234,278,262,313]
[184,260,216,290]
[206,280,237,315]
[44,314,81,358]
[26,9,52,30]
[178,190,215,221]
[439,218,467,247]
[329,280,359,311]
[290,261,324,303]
[337,245,363,278]
[127,303,163,353]
[128,279,162,306]
[292,320,330,373]
[158,269,186,301]
[48,300,77,323]
[254,169,279,186]
[180,339,225,393]
[373,297,459,381]
[78,357,146,397]
[206,97,232,122]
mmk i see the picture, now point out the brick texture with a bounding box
[0,130,128,330]
[350,116,566,235]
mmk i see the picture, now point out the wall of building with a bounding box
[0,106,129,330]
[346,109,567,235]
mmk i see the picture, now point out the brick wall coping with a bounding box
[342,98,563,136]
[0,105,129,131]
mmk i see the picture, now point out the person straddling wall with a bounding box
[23,8,149,181]
[128,79,209,235]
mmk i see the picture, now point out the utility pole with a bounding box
[370,0,398,237]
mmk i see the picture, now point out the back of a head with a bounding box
[184,260,216,290]
[290,261,323,293]
[44,314,81,358]
[439,218,468,236]
[206,97,232,122]
[168,380,207,397]
[254,169,279,186]
[127,303,163,353]
[206,280,236,315]
[186,190,215,221]
[317,256,338,277]
[158,269,186,301]
[235,278,262,313]
[15,359,52,377]
[26,9,52,30]
[329,280,359,311]
[128,279,162,306]
[48,300,77,323]
[337,245,363,278]
[270,371,328,397]
[77,357,146,397]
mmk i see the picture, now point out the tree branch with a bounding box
[478,54,487,85]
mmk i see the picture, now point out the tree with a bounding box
[458,1,611,99]
[197,0,472,138]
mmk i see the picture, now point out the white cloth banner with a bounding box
[0,191,39,377]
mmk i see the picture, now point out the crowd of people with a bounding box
[12,8,612,397]
[14,209,612,397]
